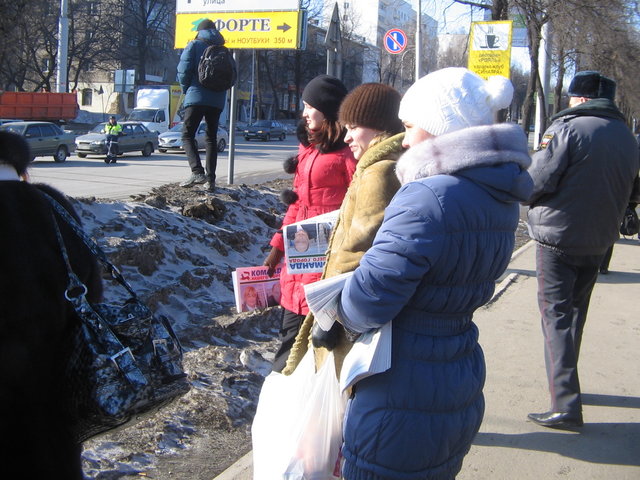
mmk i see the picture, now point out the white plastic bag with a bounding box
[252,351,347,480]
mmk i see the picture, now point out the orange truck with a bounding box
[0,91,79,122]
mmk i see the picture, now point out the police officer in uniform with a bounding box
[103,115,122,164]
[524,71,639,428]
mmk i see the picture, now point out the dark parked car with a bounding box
[0,118,23,126]
[75,121,158,158]
[0,121,76,162]
[243,120,286,141]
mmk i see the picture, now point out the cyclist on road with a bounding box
[103,116,122,164]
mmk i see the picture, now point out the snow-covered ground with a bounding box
[72,180,290,479]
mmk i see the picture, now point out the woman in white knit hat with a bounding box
[332,68,534,479]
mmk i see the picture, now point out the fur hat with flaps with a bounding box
[339,83,403,134]
[567,71,616,100]
[301,75,348,121]
[398,67,513,137]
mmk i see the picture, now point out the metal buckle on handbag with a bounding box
[110,347,149,387]
[152,338,168,356]
[110,347,135,371]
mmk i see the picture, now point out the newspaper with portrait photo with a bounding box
[284,210,338,274]
[232,264,283,313]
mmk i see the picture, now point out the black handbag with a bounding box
[620,205,639,236]
[45,193,191,443]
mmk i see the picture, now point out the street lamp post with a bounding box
[415,0,421,80]
[249,50,255,124]
[400,47,415,87]
[56,0,69,93]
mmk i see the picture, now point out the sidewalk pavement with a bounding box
[215,238,640,480]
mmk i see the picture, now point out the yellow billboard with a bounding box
[175,11,302,50]
[468,21,513,79]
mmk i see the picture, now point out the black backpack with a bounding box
[197,44,237,92]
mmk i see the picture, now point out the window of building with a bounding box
[88,2,99,15]
[81,88,93,106]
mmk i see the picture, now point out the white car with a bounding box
[158,122,228,153]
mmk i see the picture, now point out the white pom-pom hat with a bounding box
[398,67,514,136]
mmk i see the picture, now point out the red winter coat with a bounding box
[270,143,356,314]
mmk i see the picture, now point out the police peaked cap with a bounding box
[568,71,616,100]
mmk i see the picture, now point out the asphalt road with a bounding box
[27,136,299,200]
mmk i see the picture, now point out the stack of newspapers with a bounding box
[304,272,392,392]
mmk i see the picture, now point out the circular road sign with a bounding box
[384,28,408,54]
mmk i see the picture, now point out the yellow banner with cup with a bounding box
[468,21,513,80]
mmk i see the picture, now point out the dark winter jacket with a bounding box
[0,178,103,478]
[177,28,227,110]
[270,143,357,315]
[524,98,639,254]
[337,124,532,480]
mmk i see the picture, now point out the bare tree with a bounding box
[0,0,58,91]
[103,0,177,85]
[437,34,469,69]
[0,0,150,93]
[557,0,640,122]
[67,1,118,91]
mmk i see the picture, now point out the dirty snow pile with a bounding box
[70,181,289,479]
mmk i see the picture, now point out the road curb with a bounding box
[510,238,535,263]
[213,451,252,480]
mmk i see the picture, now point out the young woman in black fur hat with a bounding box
[263,75,356,373]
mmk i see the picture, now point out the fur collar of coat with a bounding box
[396,123,531,186]
[356,132,405,174]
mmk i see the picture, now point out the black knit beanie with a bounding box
[339,83,403,134]
[301,75,348,121]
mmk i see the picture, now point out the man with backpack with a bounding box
[177,19,230,192]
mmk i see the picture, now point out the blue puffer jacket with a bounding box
[338,124,533,480]
[177,28,227,110]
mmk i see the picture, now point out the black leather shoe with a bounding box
[528,411,584,428]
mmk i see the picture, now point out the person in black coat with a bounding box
[0,131,103,478]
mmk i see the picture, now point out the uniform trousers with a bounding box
[535,243,603,415]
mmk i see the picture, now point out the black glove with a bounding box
[343,325,362,343]
[311,321,341,350]
[263,247,284,277]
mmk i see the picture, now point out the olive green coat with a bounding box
[283,133,405,375]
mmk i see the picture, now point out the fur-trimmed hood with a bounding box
[396,123,533,202]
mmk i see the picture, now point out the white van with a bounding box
[125,86,182,134]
